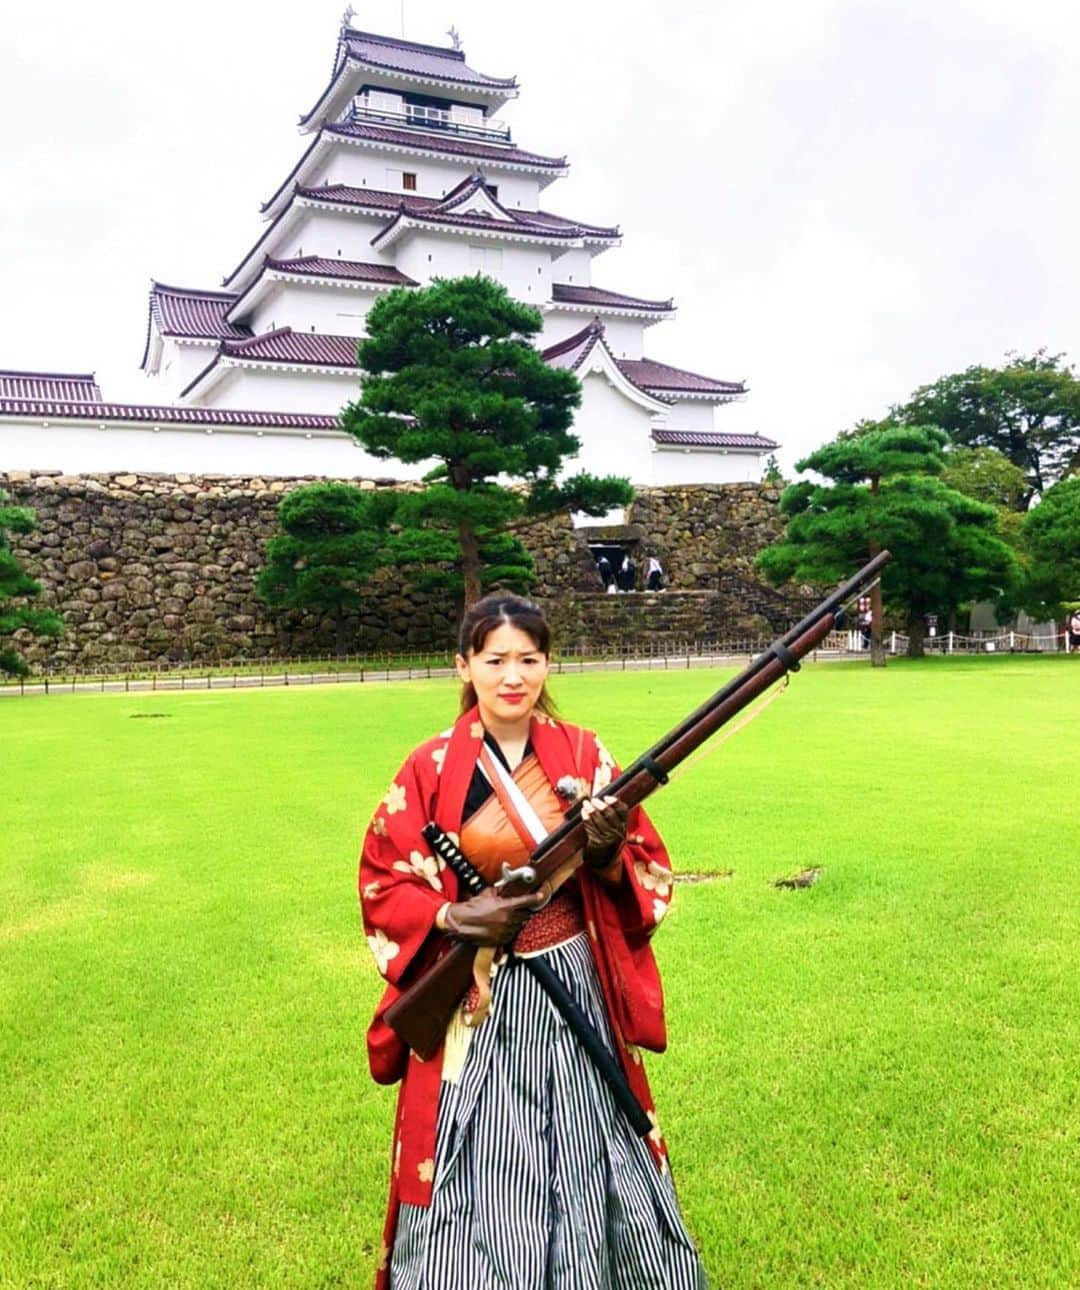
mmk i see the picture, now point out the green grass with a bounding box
[2,657,1077,1287]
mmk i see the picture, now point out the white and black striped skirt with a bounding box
[391,933,708,1289]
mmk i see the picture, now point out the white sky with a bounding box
[1,0,1078,469]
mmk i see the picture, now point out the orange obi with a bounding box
[459,753,585,953]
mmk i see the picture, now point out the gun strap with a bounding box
[770,641,801,672]
[637,754,669,785]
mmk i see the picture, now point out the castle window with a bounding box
[403,172,417,191]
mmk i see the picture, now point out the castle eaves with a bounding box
[0,370,102,403]
[299,28,518,130]
[324,121,565,171]
[653,430,779,450]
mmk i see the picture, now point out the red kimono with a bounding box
[359,707,678,1286]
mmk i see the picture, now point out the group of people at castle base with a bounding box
[595,553,666,593]
[358,593,706,1288]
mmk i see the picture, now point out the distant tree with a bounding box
[341,276,633,605]
[257,482,399,653]
[756,426,1017,659]
[941,446,1029,513]
[895,350,1080,503]
[0,491,63,677]
[1016,476,1080,621]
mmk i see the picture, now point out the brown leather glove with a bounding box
[581,795,629,869]
[443,888,546,945]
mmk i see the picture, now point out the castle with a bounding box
[0,18,777,484]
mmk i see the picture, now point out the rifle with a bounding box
[423,822,654,1137]
[386,550,892,1060]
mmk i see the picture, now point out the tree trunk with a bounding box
[459,521,482,607]
[906,613,926,658]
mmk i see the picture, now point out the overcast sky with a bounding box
[1,0,1077,468]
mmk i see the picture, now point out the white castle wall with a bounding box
[187,366,360,414]
[568,373,658,484]
[276,208,389,263]
[393,233,553,299]
[146,339,219,399]
[315,138,544,209]
[552,250,593,286]
[0,419,419,478]
[662,400,721,430]
[247,282,375,337]
[650,447,762,485]
[317,148,470,200]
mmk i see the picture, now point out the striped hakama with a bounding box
[390,933,708,1289]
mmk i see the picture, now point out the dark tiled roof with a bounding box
[293,179,616,243]
[428,174,617,238]
[551,284,674,312]
[541,320,606,367]
[324,120,565,170]
[543,321,744,404]
[342,30,517,88]
[299,29,518,127]
[374,206,586,245]
[233,178,604,288]
[297,182,438,211]
[0,398,340,430]
[653,430,779,450]
[220,329,360,367]
[0,370,102,402]
[297,182,617,240]
[180,328,364,400]
[264,256,417,285]
[616,357,746,396]
[148,282,249,340]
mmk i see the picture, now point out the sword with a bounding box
[422,823,653,1138]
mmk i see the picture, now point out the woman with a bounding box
[360,593,706,1289]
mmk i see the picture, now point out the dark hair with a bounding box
[457,592,557,717]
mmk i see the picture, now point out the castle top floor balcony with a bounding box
[342,101,513,145]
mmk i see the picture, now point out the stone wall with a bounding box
[1,471,803,670]
[626,483,788,589]
[547,590,781,652]
[0,471,604,669]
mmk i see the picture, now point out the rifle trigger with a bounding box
[638,754,669,785]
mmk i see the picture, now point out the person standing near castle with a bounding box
[359,592,707,1288]
[617,554,637,593]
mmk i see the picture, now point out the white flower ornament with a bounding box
[393,850,445,892]
[367,929,400,974]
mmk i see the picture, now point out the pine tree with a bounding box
[0,491,63,677]
[341,276,633,605]
[257,482,399,653]
[757,426,1017,660]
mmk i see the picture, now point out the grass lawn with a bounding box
[2,656,1077,1287]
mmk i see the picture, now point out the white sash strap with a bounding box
[477,747,550,845]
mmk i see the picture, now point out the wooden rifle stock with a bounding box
[385,550,892,1059]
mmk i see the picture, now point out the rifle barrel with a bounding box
[385,550,892,1058]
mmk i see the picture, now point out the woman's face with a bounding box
[456,622,550,730]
